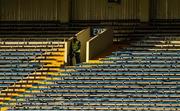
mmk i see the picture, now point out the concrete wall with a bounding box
[72,0,140,20]
[76,28,91,62]
[86,28,113,62]
[0,0,19,20]
[150,0,180,19]
[72,0,180,21]
[0,0,140,21]
[139,0,149,22]
[0,0,70,22]
[64,42,68,64]
[2,0,180,22]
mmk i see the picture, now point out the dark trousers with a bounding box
[75,53,80,64]
[69,55,73,66]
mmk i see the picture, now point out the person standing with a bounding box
[69,37,81,65]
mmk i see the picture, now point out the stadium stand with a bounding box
[5,34,180,110]
[1,0,180,110]
[1,20,180,111]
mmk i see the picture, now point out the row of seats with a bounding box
[0,21,83,39]
[69,20,180,41]
[3,20,180,42]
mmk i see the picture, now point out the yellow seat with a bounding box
[18,80,39,84]
[0,107,8,111]
[12,84,32,88]
[0,93,19,97]
[0,97,11,101]
[27,76,46,79]
[88,60,102,63]
[4,89,25,92]
[45,52,65,55]
[26,90,41,93]
[47,72,61,76]
[46,77,60,81]
[34,60,59,63]
[37,81,54,85]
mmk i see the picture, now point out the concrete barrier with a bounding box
[86,28,113,62]
[76,28,91,62]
